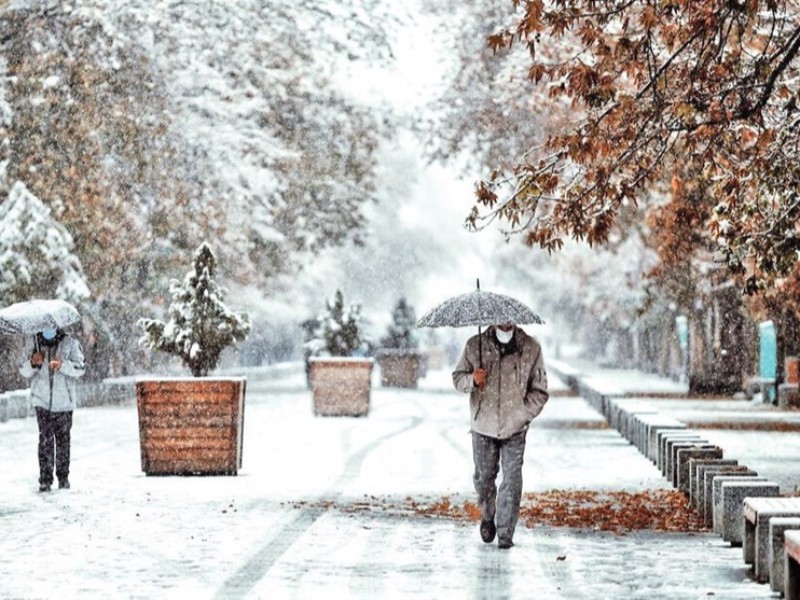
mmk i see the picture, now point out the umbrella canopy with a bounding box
[416,281,543,369]
[0,299,81,335]
[416,288,544,329]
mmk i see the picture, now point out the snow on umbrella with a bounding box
[416,280,544,328]
[416,280,543,366]
[0,299,81,335]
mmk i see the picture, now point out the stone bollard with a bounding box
[693,462,741,513]
[690,460,738,509]
[629,409,665,452]
[770,517,800,593]
[710,474,763,532]
[642,419,685,463]
[676,447,723,493]
[718,481,780,545]
[667,441,711,485]
[611,400,656,443]
[659,432,704,474]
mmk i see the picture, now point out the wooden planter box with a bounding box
[309,357,373,416]
[376,350,423,388]
[135,377,246,475]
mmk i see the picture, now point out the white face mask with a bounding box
[495,327,514,344]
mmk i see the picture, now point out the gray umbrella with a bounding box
[416,280,544,366]
[0,299,81,335]
[416,281,543,328]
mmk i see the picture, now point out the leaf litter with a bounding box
[286,489,707,535]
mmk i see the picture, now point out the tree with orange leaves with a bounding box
[468,0,800,294]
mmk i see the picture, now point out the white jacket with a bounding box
[19,335,85,412]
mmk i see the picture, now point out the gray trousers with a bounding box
[472,430,527,542]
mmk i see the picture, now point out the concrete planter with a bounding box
[376,350,423,388]
[135,377,246,475]
[309,357,373,416]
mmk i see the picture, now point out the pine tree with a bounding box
[138,243,250,377]
[381,298,418,351]
[309,289,364,358]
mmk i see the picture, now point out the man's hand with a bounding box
[30,351,44,367]
[473,368,486,390]
[49,358,62,372]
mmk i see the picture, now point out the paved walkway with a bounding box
[0,365,792,598]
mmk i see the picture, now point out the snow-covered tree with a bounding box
[0,181,90,304]
[306,289,366,358]
[380,298,418,351]
[138,243,250,377]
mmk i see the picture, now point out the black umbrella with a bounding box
[416,279,544,366]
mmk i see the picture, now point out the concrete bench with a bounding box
[691,461,739,510]
[770,517,800,593]
[717,481,780,545]
[784,529,800,599]
[743,497,800,582]
[675,447,723,493]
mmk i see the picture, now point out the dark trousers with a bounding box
[35,407,73,486]
[472,430,527,542]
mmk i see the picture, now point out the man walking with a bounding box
[19,328,85,492]
[453,322,549,548]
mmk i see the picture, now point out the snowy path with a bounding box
[0,371,777,598]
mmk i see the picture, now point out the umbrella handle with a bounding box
[478,325,482,368]
[476,279,482,367]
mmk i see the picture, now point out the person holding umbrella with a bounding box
[417,281,549,548]
[452,321,549,549]
[19,327,85,492]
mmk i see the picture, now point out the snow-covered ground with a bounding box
[2,363,798,598]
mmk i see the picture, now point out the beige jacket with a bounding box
[453,326,549,439]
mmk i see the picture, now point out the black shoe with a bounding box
[39,484,52,493]
[480,519,496,543]
[58,479,70,490]
[498,538,514,549]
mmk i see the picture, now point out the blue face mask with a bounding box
[41,329,57,341]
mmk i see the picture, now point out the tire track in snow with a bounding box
[214,414,424,598]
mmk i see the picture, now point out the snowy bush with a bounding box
[380,298,418,352]
[138,243,250,377]
[306,289,366,358]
